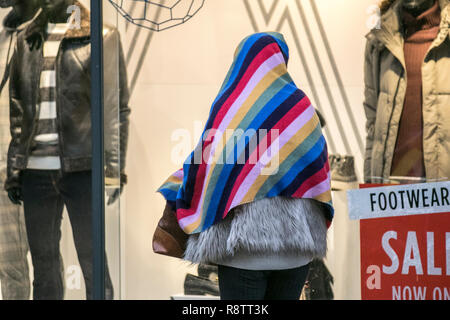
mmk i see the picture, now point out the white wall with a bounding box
[118,0,377,299]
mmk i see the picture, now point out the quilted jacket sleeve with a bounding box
[5,45,22,191]
[103,27,131,185]
[363,34,380,183]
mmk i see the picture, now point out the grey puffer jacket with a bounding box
[363,0,450,183]
[184,197,328,265]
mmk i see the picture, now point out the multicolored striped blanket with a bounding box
[158,32,333,234]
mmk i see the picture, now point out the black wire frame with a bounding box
[90,0,106,300]
[108,0,205,31]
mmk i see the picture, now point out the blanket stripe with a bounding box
[158,32,334,234]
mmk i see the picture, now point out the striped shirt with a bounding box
[28,22,69,170]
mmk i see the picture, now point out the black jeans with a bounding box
[218,264,310,300]
[21,170,113,300]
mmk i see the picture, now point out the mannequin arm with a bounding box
[103,28,130,187]
[103,28,130,205]
[117,32,130,179]
[5,48,22,192]
[363,35,380,183]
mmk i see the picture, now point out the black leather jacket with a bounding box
[5,3,130,190]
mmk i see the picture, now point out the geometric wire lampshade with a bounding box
[108,0,206,31]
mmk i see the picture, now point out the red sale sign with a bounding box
[358,184,450,300]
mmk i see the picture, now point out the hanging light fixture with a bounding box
[108,0,206,31]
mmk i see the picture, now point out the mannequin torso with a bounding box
[390,0,441,180]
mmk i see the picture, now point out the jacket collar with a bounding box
[2,8,41,33]
[370,0,449,67]
[378,0,450,34]
[24,0,90,40]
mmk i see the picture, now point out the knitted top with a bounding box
[391,1,441,178]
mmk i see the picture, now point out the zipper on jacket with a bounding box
[55,38,65,171]
[421,30,443,97]
[381,68,405,181]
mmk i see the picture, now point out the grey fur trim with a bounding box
[184,197,328,264]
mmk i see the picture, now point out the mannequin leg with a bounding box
[60,171,114,300]
[21,170,65,300]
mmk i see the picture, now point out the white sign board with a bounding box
[347,181,450,220]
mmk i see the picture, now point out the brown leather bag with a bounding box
[152,202,188,259]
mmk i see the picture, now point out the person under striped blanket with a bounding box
[158,32,334,300]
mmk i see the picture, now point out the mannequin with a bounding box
[403,0,436,16]
[363,0,449,184]
[6,1,75,205]
[6,0,130,299]
[0,0,39,300]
